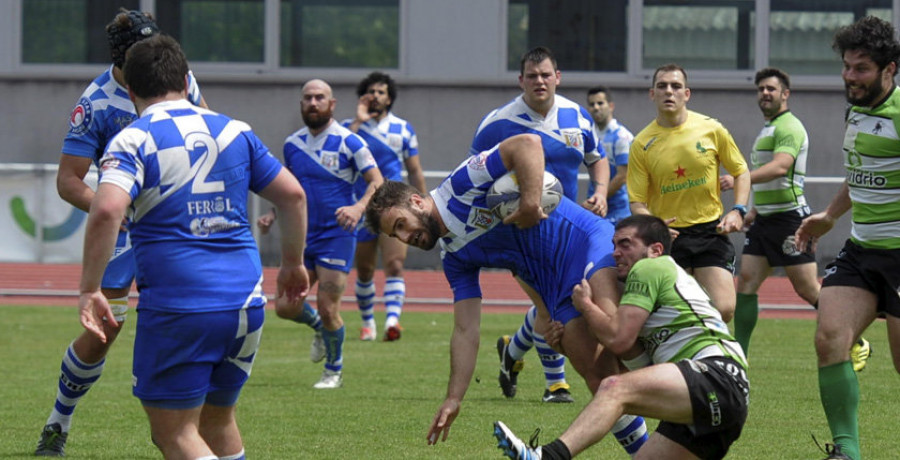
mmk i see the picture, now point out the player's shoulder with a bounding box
[631,255,677,280]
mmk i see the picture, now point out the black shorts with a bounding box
[743,209,816,267]
[671,221,736,274]
[821,239,900,317]
[656,357,750,460]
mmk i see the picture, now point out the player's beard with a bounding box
[845,77,886,107]
[303,107,332,131]
[416,208,442,251]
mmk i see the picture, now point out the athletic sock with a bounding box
[534,332,566,389]
[292,302,322,331]
[356,279,376,329]
[45,342,106,432]
[612,414,649,457]
[384,276,405,328]
[819,361,860,460]
[323,326,345,373]
[733,293,759,354]
[540,439,572,460]
[219,449,246,460]
[509,306,537,361]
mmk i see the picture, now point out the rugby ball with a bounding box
[485,171,563,219]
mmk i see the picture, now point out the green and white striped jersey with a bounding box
[750,110,809,215]
[843,87,900,249]
[620,255,747,369]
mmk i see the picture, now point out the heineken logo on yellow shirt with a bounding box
[660,175,708,195]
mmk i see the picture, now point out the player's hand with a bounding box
[719,174,735,191]
[257,210,276,235]
[662,217,680,239]
[543,320,566,354]
[582,194,608,217]
[78,290,117,343]
[335,205,363,231]
[426,398,460,445]
[572,279,595,314]
[355,94,375,123]
[716,210,743,234]
[503,202,546,229]
[795,211,834,253]
[277,263,310,303]
[741,209,757,232]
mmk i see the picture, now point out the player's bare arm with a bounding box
[427,297,482,445]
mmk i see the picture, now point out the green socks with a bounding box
[733,293,758,354]
[819,361,860,460]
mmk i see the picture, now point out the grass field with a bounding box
[1,304,895,459]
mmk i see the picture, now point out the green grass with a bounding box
[1,305,895,459]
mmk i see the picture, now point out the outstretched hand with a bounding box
[426,398,460,445]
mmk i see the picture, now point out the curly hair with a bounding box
[356,71,397,111]
[364,180,419,234]
[833,15,900,75]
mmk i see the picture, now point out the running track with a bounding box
[0,263,814,319]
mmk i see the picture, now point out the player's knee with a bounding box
[814,324,852,362]
[596,374,630,402]
[383,258,404,276]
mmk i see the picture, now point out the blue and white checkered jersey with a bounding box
[587,118,634,214]
[284,121,377,242]
[98,100,282,313]
[433,145,616,313]
[470,94,605,200]
[63,65,203,164]
[342,112,419,189]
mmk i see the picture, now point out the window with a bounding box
[280,0,399,68]
[21,0,140,64]
[642,0,755,71]
[769,0,893,75]
[156,0,266,63]
[507,0,627,72]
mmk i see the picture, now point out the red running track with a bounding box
[0,263,814,319]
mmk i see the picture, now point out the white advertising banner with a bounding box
[0,168,94,263]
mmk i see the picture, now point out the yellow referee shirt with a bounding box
[628,111,748,228]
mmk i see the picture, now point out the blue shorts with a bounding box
[305,235,356,273]
[132,306,265,409]
[356,218,379,243]
[101,231,135,290]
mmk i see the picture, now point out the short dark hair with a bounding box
[652,63,687,87]
[123,35,188,100]
[106,8,159,69]
[833,15,900,76]
[615,215,672,255]
[365,180,420,234]
[587,85,612,101]
[356,71,397,111]
[520,46,557,75]
[754,67,791,90]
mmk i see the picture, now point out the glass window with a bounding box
[507,0,627,72]
[156,0,265,63]
[769,0,893,75]
[643,0,755,71]
[22,0,140,64]
[280,0,399,68]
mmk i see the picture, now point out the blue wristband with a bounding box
[731,204,748,218]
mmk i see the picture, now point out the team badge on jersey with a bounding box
[388,134,403,150]
[470,208,495,229]
[69,97,93,135]
[321,151,340,172]
[561,129,582,148]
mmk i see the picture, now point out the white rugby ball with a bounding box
[485,171,564,219]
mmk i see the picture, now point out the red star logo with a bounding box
[675,165,686,178]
